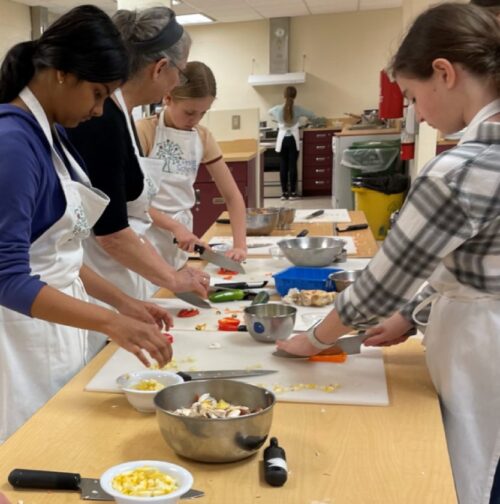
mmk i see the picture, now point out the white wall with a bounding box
[186,8,403,122]
[0,0,31,60]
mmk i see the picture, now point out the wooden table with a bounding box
[0,212,457,504]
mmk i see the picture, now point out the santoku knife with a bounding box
[8,468,204,501]
[177,369,277,381]
[174,291,211,309]
[304,209,325,219]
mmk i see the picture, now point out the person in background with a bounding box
[136,61,247,270]
[471,0,500,16]
[268,86,315,200]
[0,5,173,444]
[67,7,210,354]
[277,4,500,503]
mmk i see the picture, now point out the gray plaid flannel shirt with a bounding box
[335,121,500,328]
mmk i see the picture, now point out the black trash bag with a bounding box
[352,173,410,195]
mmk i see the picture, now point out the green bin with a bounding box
[341,140,402,178]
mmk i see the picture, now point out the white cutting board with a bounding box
[149,297,332,332]
[205,257,290,284]
[295,209,351,223]
[85,330,388,406]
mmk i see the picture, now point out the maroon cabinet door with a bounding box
[302,129,334,196]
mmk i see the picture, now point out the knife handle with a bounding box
[177,371,192,382]
[296,229,309,238]
[336,224,369,232]
[9,468,81,490]
[173,238,206,255]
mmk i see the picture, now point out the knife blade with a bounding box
[304,209,325,219]
[175,291,211,309]
[213,281,268,289]
[193,244,246,274]
[8,469,204,500]
[177,369,277,381]
[247,242,274,249]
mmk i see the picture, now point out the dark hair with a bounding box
[391,3,500,90]
[170,61,216,101]
[113,7,191,76]
[0,5,128,104]
[471,0,500,15]
[283,86,297,124]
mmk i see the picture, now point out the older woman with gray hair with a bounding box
[67,7,209,354]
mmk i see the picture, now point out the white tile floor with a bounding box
[263,195,333,209]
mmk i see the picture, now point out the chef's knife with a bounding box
[273,331,369,359]
[213,281,268,289]
[335,223,369,233]
[174,239,245,273]
[304,209,325,220]
[8,468,204,500]
[177,369,277,381]
[246,242,274,249]
[175,291,211,309]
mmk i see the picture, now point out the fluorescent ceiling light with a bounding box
[172,0,182,5]
[176,13,215,25]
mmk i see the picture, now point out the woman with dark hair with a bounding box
[278,4,500,502]
[0,5,173,443]
[67,7,209,337]
[268,86,315,200]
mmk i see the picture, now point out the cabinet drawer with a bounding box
[303,142,332,156]
[195,161,248,183]
[303,166,332,179]
[303,130,334,144]
[302,152,332,167]
[302,176,332,196]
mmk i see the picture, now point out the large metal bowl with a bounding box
[329,270,363,292]
[277,237,345,267]
[243,303,297,343]
[155,380,275,463]
[246,208,279,236]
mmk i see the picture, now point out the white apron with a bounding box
[275,122,300,153]
[411,99,500,504]
[144,110,203,270]
[83,89,164,310]
[0,87,109,442]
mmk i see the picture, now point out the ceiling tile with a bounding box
[359,0,401,9]
[307,0,359,14]
[252,5,309,17]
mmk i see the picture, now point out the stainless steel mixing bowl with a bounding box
[155,380,275,463]
[276,207,296,230]
[329,269,363,292]
[243,303,297,343]
[277,236,345,267]
[246,208,279,236]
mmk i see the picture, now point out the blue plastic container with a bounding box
[273,266,344,297]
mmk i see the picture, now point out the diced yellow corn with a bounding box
[131,379,165,391]
[112,466,178,496]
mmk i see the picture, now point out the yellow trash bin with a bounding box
[352,187,405,240]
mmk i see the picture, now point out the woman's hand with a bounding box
[0,492,11,504]
[103,314,173,368]
[116,297,174,330]
[171,267,210,298]
[226,247,247,262]
[276,332,322,357]
[363,312,414,347]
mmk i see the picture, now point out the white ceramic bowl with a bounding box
[116,371,184,413]
[100,460,193,504]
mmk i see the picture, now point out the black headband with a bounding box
[131,15,184,53]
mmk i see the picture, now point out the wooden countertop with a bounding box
[222,151,259,163]
[336,127,401,137]
[0,211,457,504]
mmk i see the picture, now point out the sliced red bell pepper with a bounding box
[218,317,241,331]
[217,267,239,276]
[177,308,200,318]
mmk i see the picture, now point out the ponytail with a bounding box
[283,86,297,125]
[0,41,37,103]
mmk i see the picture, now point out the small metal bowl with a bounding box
[155,380,275,463]
[246,208,279,236]
[278,237,345,267]
[276,207,296,230]
[243,303,297,343]
[329,270,363,292]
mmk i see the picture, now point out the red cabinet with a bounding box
[192,157,257,238]
[302,129,334,196]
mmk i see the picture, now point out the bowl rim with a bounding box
[154,379,276,422]
[100,460,193,502]
[243,303,297,317]
[116,371,184,394]
[277,236,346,249]
[328,269,363,280]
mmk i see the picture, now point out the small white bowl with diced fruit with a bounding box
[100,460,193,504]
[116,370,184,413]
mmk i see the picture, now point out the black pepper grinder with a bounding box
[263,437,288,487]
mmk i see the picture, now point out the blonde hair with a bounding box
[170,61,216,101]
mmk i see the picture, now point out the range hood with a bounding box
[248,17,306,87]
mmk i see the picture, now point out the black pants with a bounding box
[490,459,500,503]
[279,136,299,194]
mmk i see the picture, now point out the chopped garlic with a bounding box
[112,466,178,497]
[130,378,164,391]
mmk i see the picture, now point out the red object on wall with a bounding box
[400,142,415,160]
[379,70,404,119]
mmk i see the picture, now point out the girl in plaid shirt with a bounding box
[278,4,500,503]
